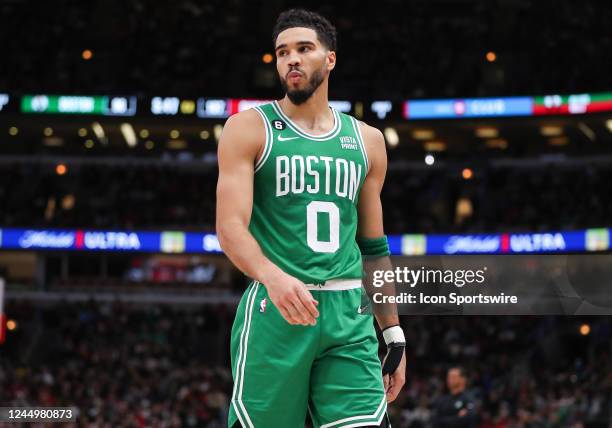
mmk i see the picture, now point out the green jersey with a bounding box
[249,100,369,284]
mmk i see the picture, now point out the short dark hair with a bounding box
[272,9,337,51]
[449,365,468,379]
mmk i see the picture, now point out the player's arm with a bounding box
[357,122,406,403]
[216,110,319,326]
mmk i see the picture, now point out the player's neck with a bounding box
[279,85,333,134]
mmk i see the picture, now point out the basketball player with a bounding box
[216,9,406,428]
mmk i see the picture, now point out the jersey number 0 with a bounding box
[306,201,340,253]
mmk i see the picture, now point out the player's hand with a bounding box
[381,325,406,403]
[383,349,405,403]
[264,273,319,326]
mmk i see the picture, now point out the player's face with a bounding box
[275,27,336,105]
[447,369,466,392]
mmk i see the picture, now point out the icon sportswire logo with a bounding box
[277,135,299,142]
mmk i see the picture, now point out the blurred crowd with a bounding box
[1,162,611,234]
[395,316,612,427]
[0,0,610,99]
[1,301,235,427]
[2,301,610,427]
[384,163,612,234]
[0,163,217,231]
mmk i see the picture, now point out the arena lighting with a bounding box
[139,129,149,138]
[179,100,196,114]
[213,124,223,142]
[423,141,446,152]
[167,139,187,150]
[548,137,569,146]
[262,53,273,63]
[486,51,496,62]
[62,194,75,210]
[91,122,106,143]
[120,123,138,147]
[43,137,64,147]
[424,154,435,165]
[43,127,53,136]
[383,127,399,147]
[78,128,87,137]
[485,138,508,149]
[475,127,498,138]
[44,198,55,221]
[82,49,93,60]
[580,324,590,336]
[412,129,435,140]
[354,102,364,118]
[56,164,67,175]
[6,320,17,331]
[578,122,596,141]
[169,129,180,139]
[145,140,155,150]
[84,139,94,149]
[455,197,473,224]
[606,119,612,133]
[200,130,210,140]
[540,125,563,136]
[8,126,18,136]
[462,168,473,180]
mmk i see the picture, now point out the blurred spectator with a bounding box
[2,301,610,427]
[1,162,611,234]
[430,366,477,428]
[0,0,610,99]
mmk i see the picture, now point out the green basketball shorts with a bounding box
[229,279,387,428]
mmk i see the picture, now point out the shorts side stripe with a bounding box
[231,282,259,427]
[320,395,387,428]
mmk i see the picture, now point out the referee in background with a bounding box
[431,366,477,428]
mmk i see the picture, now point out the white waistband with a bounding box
[304,279,362,291]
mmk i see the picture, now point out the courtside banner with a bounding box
[402,230,605,255]
[0,228,224,254]
[361,254,612,315]
[0,228,607,255]
[0,229,158,252]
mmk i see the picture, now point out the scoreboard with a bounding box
[533,93,612,115]
[21,95,137,116]
[0,91,611,120]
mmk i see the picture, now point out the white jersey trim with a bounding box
[253,106,273,173]
[272,100,342,141]
[350,117,370,173]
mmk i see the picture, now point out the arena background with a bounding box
[1,0,611,427]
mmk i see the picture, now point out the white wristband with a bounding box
[383,326,405,345]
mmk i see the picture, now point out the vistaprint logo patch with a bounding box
[339,136,359,150]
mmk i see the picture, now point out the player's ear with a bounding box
[326,50,336,71]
